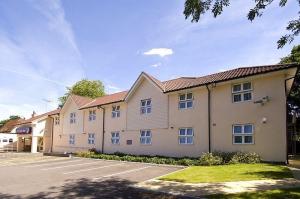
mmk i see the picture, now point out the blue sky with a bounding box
[0,0,299,120]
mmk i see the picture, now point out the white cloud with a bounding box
[150,62,162,68]
[144,48,173,57]
[106,85,122,94]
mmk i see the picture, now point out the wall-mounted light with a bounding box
[262,117,267,124]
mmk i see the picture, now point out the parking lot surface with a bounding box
[0,153,189,199]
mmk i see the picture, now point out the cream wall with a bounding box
[126,78,168,130]
[210,72,287,162]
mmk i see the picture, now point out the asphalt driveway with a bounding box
[0,153,189,199]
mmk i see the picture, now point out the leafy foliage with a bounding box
[76,151,261,166]
[0,115,21,127]
[59,79,105,106]
[184,0,300,48]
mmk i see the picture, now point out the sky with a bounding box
[0,0,299,120]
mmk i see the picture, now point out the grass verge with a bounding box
[160,163,293,183]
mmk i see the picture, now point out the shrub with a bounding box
[212,151,236,164]
[229,152,261,164]
[199,152,223,166]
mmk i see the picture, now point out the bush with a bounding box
[199,152,223,166]
[229,152,261,164]
[76,150,261,166]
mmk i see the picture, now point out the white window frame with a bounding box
[111,132,120,145]
[88,110,96,121]
[232,82,253,103]
[140,130,152,145]
[178,93,193,109]
[88,133,95,144]
[178,128,194,145]
[232,124,254,144]
[69,134,75,145]
[70,112,76,124]
[140,99,151,115]
[55,116,60,125]
[112,105,121,118]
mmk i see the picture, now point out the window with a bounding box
[69,134,75,145]
[55,116,60,125]
[89,110,96,121]
[233,124,254,144]
[140,130,151,145]
[112,105,120,118]
[88,133,95,144]
[232,82,252,102]
[2,139,7,143]
[140,99,151,114]
[111,132,120,144]
[9,138,13,143]
[70,112,76,124]
[179,93,193,109]
[179,128,194,144]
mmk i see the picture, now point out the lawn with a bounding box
[209,187,300,199]
[160,163,293,183]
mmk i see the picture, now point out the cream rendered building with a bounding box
[47,64,298,162]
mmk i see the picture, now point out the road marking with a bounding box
[41,161,103,170]
[63,163,125,174]
[25,159,82,168]
[93,166,152,181]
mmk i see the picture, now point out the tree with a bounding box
[0,115,21,127]
[184,0,300,48]
[59,79,105,106]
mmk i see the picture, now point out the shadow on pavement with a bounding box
[0,178,194,199]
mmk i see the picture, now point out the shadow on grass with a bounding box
[246,170,294,180]
[0,178,193,199]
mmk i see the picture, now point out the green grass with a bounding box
[209,187,300,199]
[160,163,293,183]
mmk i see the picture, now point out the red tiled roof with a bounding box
[0,118,25,133]
[80,91,128,109]
[163,63,298,92]
[17,109,61,125]
[71,94,94,107]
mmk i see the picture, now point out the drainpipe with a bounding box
[50,117,55,153]
[205,84,211,153]
[99,106,105,153]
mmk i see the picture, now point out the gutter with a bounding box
[205,84,211,153]
[98,106,105,153]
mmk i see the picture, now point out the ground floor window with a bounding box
[140,130,151,145]
[69,134,75,145]
[233,124,254,144]
[111,132,120,144]
[179,128,194,144]
[88,133,95,144]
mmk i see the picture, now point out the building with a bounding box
[44,63,298,162]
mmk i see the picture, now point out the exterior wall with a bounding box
[52,101,104,153]
[104,82,208,157]
[210,72,287,162]
[43,118,53,153]
[0,133,17,151]
[126,78,168,130]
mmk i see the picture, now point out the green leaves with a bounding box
[184,0,300,48]
[58,79,105,106]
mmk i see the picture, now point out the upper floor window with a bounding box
[179,93,193,109]
[140,99,151,114]
[70,112,76,124]
[140,130,151,145]
[55,116,60,125]
[232,82,252,103]
[233,124,254,144]
[111,132,120,144]
[179,128,194,144]
[89,110,96,121]
[69,134,75,145]
[112,105,120,118]
[88,133,95,144]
